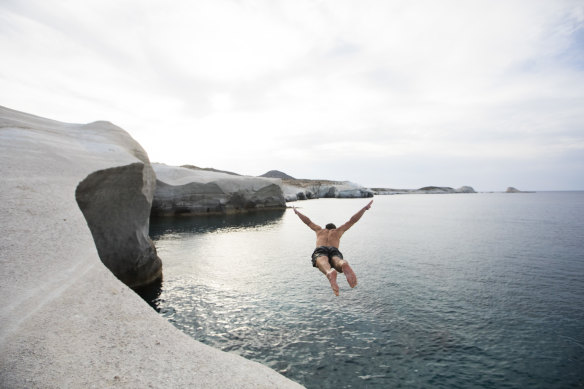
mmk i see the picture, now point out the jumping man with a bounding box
[293,200,373,296]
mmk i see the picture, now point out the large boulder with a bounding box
[75,162,161,287]
[152,163,286,215]
[0,106,302,388]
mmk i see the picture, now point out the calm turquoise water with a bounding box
[144,193,584,388]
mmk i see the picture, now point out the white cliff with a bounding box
[152,163,286,215]
[282,180,374,202]
[0,106,302,388]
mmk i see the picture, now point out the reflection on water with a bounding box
[144,195,584,389]
[143,209,285,312]
[150,209,286,239]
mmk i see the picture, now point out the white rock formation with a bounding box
[282,184,315,202]
[152,163,286,215]
[283,181,373,202]
[412,186,477,194]
[372,186,476,195]
[0,106,302,388]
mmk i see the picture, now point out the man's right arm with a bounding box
[293,207,322,231]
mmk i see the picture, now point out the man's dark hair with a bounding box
[325,223,336,230]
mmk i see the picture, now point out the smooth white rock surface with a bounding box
[283,182,373,202]
[0,106,303,388]
[152,163,286,215]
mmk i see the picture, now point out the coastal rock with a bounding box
[152,163,286,215]
[282,180,373,201]
[506,187,521,193]
[415,186,459,194]
[370,188,413,195]
[456,186,477,193]
[76,162,161,287]
[372,186,476,195]
[0,106,302,388]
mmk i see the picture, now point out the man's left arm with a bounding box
[337,200,373,232]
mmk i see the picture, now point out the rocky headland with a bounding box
[152,163,286,216]
[149,167,374,213]
[259,170,374,201]
[371,186,477,195]
[0,106,302,388]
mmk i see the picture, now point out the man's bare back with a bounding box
[315,228,344,248]
[293,200,373,296]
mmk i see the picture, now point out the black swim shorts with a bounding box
[311,246,344,269]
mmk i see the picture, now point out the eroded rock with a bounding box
[152,163,286,215]
[76,163,162,287]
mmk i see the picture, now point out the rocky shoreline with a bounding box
[149,165,375,216]
[0,106,303,388]
[149,165,484,217]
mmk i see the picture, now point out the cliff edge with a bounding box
[0,106,302,388]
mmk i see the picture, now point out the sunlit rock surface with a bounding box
[0,106,303,388]
[283,180,374,202]
[152,163,286,215]
[1,106,161,287]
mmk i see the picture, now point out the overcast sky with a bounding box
[1,0,583,190]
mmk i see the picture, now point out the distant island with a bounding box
[505,187,535,193]
[371,186,476,195]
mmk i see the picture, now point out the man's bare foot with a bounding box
[341,262,358,288]
[326,269,339,296]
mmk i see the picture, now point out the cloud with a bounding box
[1,0,583,190]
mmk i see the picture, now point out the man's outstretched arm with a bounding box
[293,207,322,231]
[337,200,373,232]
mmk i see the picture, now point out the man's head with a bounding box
[325,223,336,230]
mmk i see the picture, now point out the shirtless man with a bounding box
[293,200,373,296]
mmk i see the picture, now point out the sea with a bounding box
[140,192,584,388]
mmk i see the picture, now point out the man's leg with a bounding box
[315,255,339,296]
[331,256,358,288]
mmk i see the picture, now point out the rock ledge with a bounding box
[0,106,302,388]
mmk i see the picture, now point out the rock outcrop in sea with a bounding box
[372,186,477,195]
[152,163,286,215]
[505,186,535,193]
[0,106,302,388]
[279,177,374,202]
